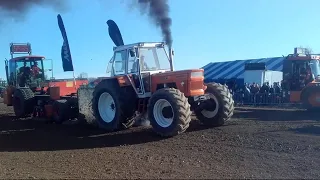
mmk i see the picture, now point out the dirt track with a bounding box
[0,100,319,179]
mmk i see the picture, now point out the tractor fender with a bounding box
[95,76,128,88]
[96,78,119,88]
[300,85,320,108]
[301,85,320,100]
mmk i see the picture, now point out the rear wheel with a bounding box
[52,99,68,124]
[13,88,35,118]
[67,97,79,120]
[195,82,234,127]
[98,92,116,122]
[148,88,191,137]
[301,88,320,111]
[92,80,136,131]
[52,98,79,124]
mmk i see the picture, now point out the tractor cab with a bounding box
[5,43,52,91]
[6,56,49,88]
[309,58,320,81]
[282,53,320,92]
[282,48,320,108]
[106,42,173,97]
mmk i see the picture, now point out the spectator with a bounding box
[251,83,260,94]
[250,83,255,91]
[269,85,275,94]
[244,83,250,94]
[274,82,281,94]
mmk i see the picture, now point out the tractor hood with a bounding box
[150,69,205,97]
[308,81,320,87]
[151,69,204,79]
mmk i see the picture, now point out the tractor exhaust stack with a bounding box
[169,47,174,71]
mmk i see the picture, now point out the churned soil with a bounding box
[0,99,319,179]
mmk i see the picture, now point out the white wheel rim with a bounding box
[201,94,219,118]
[98,92,116,123]
[153,99,174,128]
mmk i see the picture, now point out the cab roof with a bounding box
[113,42,165,52]
[9,55,45,62]
[287,54,320,61]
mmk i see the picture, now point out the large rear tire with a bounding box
[301,87,320,111]
[13,88,35,118]
[52,99,68,124]
[92,80,136,131]
[195,82,234,127]
[148,88,192,137]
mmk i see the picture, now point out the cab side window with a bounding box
[128,48,138,73]
[113,50,127,75]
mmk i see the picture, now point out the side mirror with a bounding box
[129,49,135,57]
[106,57,113,73]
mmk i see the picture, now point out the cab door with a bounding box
[127,48,144,95]
[126,48,151,98]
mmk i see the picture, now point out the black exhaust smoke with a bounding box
[135,0,173,49]
[0,0,66,21]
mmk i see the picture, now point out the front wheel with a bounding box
[52,99,69,124]
[195,82,234,127]
[148,88,192,137]
[13,88,35,118]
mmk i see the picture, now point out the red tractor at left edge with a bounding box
[3,43,88,123]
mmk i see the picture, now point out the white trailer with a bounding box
[243,70,283,86]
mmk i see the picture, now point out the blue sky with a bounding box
[1,0,320,80]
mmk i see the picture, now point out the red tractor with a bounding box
[3,43,88,123]
[282,48,320,110]
[77,20,235,137]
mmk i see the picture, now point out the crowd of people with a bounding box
[224,81,284,105]
[233,82,281,95]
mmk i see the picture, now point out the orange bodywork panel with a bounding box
[3,80,88,106]
[307,92,320,107]
[48,79,88,96]
[96,69,206,97]
[289,91,301,102]
[3,86,15,106]
[116,75,132,87]
[49,87,61,100]
[151,69,205,97]
[93,76,132,87]
[290,82,320,105]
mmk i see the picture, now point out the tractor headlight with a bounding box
[190,71,204,78]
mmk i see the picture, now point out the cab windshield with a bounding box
[138,47,170,72]
[309,60,320,78]
[8,57,52,87]
[16,60,43,77]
